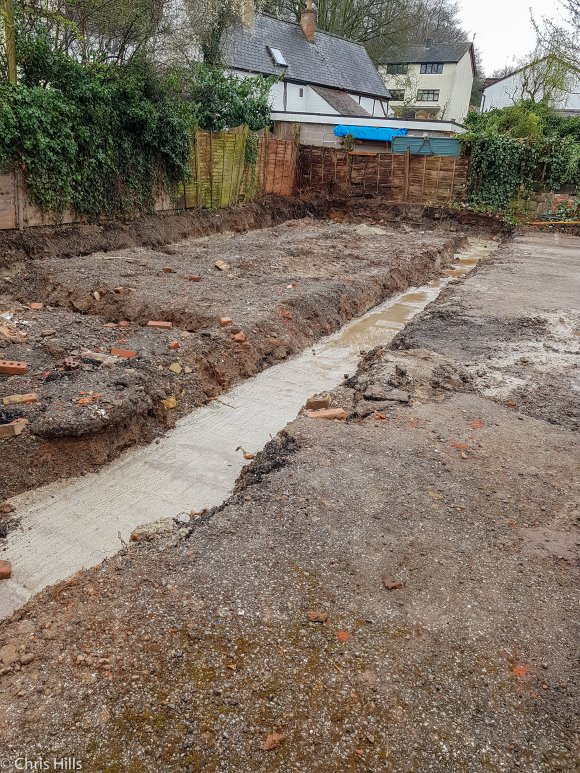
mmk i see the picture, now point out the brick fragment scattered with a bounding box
[306,407,347,421]
[219,317,233,327]
[0,418,28,439]
[0,560,12,580]
[29,302,44,310]
[305,395,332,410]
[147,321,173,330]
[232,331,247,343]
[167,341,181,350]
[110,348,137,359]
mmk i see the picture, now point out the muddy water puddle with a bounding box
[0,239,498,620]
[331,241,496,351]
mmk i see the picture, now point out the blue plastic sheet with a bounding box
[333,125,408,142]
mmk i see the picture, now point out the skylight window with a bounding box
[268,47,288,67]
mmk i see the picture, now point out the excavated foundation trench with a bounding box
[0,240,497,619]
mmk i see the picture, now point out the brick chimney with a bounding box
[300,0,316,43]
[241,0,254,27]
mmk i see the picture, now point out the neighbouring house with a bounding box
[222,5,466,149]
[481,57,580,115]
[380,41,476,124]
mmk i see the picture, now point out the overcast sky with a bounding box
[458,0,558,75]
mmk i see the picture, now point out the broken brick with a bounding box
[2,393,39,406]
[262,732,285,751]
[162,267,174,273]
[147,320,173,330]
[186,275,201,282]
[382,574,404,591]
[219,317,233,327]
[306,408,347,421]
[305,395,332,410]
[232,331,247,343]
[29,302,44,310]
[167,341,181,350]
[0,560,11,580]
[0,418,28,439]
[111,348,137,359]
[0,360,28,375]
[118,320,129,328]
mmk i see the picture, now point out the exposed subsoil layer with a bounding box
[1,218,466,500]
[0,232,577,772]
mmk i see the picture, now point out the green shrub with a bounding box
[0,37,195,219]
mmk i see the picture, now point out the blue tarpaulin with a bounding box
[334,125,408,142]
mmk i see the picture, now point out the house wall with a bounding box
[447,51,474,122]
[381,57,473,123]
[229,68,387,117]
[482,71,580,112]
[347,94,387,117]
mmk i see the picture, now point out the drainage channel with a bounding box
[0,240,497,619]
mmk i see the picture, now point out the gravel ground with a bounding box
[0,230,577,772]
[1,218,464,501]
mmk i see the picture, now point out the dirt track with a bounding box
[0,231,577,772]
[1,215,467,502]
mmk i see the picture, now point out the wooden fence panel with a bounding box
[0,174,17,230]
[298,145,468,205]
[0,131,296,230]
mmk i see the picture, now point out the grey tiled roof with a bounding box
[310,86,372,116]
[223,13,390,99]
[383,42,472,65]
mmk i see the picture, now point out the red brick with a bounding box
[0,360,28,375]
[162,267,175,273]
[232,331,247,343]
[111,348,137,359]
[219,317,233,327]
[186,275,201,282]
[118,320,129,328]
[29,302,44,310]
[0,560,11,580]
[167,341,181,350]
[147,321,173,330]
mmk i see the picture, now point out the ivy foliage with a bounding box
[0,34,275,219]
[463,102,580,212]
[187,65,276,132]
[0,37,195,218]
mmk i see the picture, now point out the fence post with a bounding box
[404,147,411,202]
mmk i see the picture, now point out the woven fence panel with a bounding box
[264,138,297,196]
[298,145,468,204]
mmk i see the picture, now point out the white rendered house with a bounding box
[380,42,476,123]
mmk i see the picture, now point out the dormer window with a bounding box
[268,47,288,67]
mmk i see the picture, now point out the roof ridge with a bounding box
[254,12,368,49]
